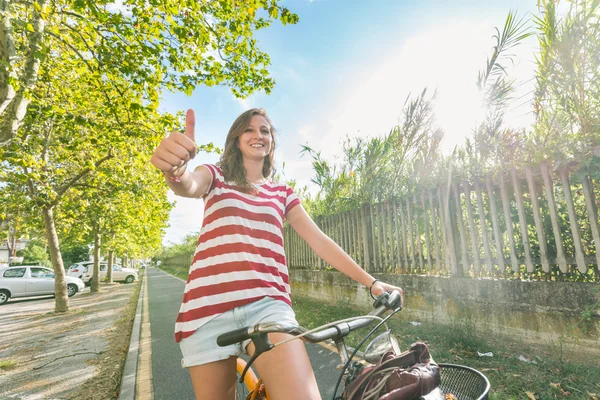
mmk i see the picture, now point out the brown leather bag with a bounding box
[343,342,441,400]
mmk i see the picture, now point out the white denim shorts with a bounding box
[179,296,298,368]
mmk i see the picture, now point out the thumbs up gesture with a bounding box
[151,109,197,179]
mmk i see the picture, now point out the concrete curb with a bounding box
[118,271,145,400]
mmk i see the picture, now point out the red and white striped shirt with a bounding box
[174,164,301,342]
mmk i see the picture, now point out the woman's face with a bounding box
[237,115,273,161]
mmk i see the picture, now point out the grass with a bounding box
[158,264,188,281]
[0,360,18,371]
[292,295,600,400]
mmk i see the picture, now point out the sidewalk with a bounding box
[0,280,140,400]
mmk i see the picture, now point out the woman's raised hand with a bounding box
[151,109,197,178]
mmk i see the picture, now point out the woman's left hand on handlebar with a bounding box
[371,281,404,305]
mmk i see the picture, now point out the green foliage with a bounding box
[21,239,51,268]
[60,244,90,269]
[157,231,199,259]
[300,89,444,216]
[532,0,600,163]
[1,0,299,144]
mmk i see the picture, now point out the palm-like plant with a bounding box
[457,11,532,177]
[533,0,600,163]
[299,89,444,216]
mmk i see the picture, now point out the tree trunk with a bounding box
[107,249,114,284]
[7,225,17,261]
[123,253,128,270]
[0,0,49,144]
[91,228,101,293]
[41,206,69,313]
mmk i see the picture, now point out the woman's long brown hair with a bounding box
[217,108,276,189]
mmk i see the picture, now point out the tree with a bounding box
[21,238,51,267]
[1,0,299,145]
[0,46,174,310]
[1,0,298,313]
[60,244,89,269]
[70,154,173,292]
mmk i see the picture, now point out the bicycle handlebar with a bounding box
[216,326,252,347]
[216,290,402,347]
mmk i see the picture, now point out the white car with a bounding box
[79,263,138,285]
[0,265,85,305]
[66,261,92,279]
[67,261,111,279]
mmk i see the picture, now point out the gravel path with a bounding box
[0,283,135,400]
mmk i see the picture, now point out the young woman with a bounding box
[150,108,403,400]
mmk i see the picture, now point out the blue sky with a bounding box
[160,0,541,245]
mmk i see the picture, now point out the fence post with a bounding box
[446,184,462,276]
[398,200,409,271]
[421,193,433,271]
[386,201,397,271]
[437,186,455,273]
[370,203,380,272]
[392,200,403,270]
[540,163,567,273]
[485,176,506,273]
[560,168,587,273]
[581,174,600,270]
[511,168,534,273]
[429,191,442,272]
[474,178,494,273]
[452,183,468,274]
[361,204,372,272]
[525,166,550,273]
[405,197,415,270]
[413,196,424,271]
[499,173,520,272]
[379,203,388,270]
[463,180,481,274]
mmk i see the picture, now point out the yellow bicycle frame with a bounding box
[236,358,270,400]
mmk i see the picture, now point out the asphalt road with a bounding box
[146,267,343,400]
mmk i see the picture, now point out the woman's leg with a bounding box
[188,356,238,400]
[248,333,321,400]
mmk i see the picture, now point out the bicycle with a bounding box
[217,291,490,400]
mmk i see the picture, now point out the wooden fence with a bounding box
[284,162,600,281]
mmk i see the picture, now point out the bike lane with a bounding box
[146,267,343,399]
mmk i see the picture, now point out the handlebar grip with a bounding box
[216,327,250,347]
[388,290,402,309]
[373,290,403,310]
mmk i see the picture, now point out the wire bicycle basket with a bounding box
[434,363,490,400]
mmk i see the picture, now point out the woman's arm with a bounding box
[164,166,212,198]
[150,109,213,198]
[286,204,403,299]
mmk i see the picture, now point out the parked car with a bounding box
[0,265,85,305]
[78,262,138,286]
[66,262,93,279]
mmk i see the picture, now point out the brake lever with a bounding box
[372,291,402,311]
[239,332,273,383]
